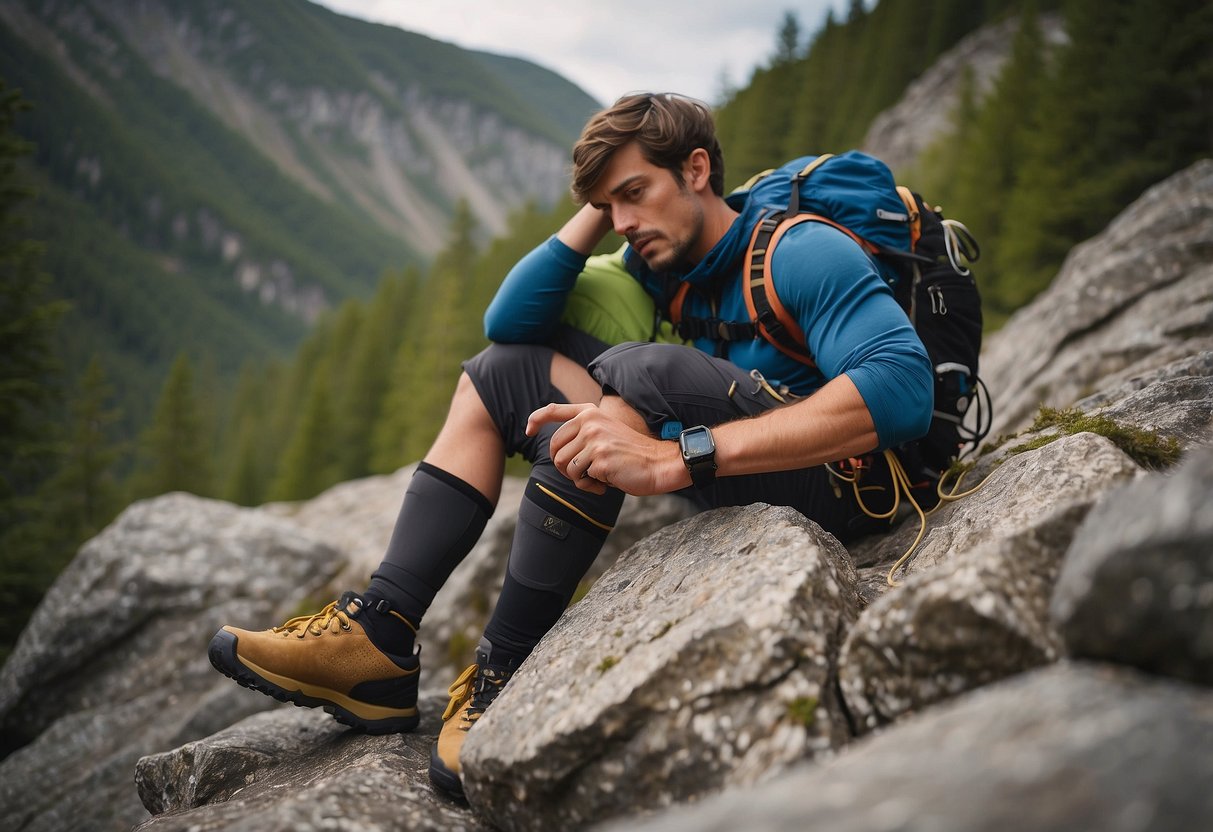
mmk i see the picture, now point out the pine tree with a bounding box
[371,336,420,474]
[314,299,367,479]
[774,12,802,65]
[270,365,342,501]
[219,360,275,505]
[133,352,214,497]
[0,80,67,663]
[334,278,399,480]
[0,81,65,513]
[46,356,123,540]
[999,0,1213,311]
[263,318,334,484]
[223,415,263,506]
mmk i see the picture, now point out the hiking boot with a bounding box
[429,637,517,797]
[208,591,421,734]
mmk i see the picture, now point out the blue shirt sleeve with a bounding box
[769,222,933,448]
[483,236,588,343]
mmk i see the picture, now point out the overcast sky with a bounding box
[312,1,851,106]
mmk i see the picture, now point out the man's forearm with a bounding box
[712,374,879,477]
[528,374,880,498]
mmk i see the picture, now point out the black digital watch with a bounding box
[678,425,717,489]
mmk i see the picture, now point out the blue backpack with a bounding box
[666,151,990,479]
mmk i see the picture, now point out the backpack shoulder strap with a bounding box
[895,186,922,250]
[744,212,817,367]
[667,281,691,328]
[743,210,883,368]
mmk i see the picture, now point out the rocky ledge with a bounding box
[0,161,1210,831]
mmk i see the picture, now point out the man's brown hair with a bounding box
[570,93,725,203]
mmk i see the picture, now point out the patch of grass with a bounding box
[976,406,1182,470]
[1005,406,1182,470]
[786,696,818,728]
[596,655,619,673]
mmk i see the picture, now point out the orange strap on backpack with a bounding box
[742,211,880,368]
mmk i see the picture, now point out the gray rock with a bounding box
[461,504,861,832]
[421,489,695,693]
[0,494,343,832]
[609,662,1213,832]
[982,160,1213,439]
[1074,351,1213,449]
[1052,447,1213,685]
[850,432,1141,579]
[837,433,1140,729]
[840,524,1070,733]
[132,695,486,832]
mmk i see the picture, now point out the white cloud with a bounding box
[312,0,847,105]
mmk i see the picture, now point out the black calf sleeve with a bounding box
[367,462,493,627]
[483,470,624,664]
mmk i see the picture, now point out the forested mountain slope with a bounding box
[0,0,597,424]
[716,0,1210,325]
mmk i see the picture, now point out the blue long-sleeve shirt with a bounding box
[485,213,932,450]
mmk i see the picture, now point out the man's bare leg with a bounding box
[423,371,509,508]
[425,353,602,507]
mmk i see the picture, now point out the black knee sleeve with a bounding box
[368,462,492,626]
[484,469,624,664]
[507,476,620,594]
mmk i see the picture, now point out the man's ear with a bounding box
[683,148,713,194]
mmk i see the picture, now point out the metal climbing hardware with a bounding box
[928,283,947,315]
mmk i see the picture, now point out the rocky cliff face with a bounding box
[861,14,1067,175]
[1,161,1210,830]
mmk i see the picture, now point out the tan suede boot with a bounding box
[209,591,420,733]
[429,637,516,797]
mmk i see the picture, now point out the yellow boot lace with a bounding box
[443,663,480,721]
[441,662,510,725]
[273,600,352,638]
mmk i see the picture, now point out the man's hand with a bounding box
[526,402,687,496]
[556,204,614,255]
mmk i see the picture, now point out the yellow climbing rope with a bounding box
[831,450,993,587]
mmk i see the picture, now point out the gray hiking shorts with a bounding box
[465,337,876,542]
[461,326,610,465]
[589,342,871,541]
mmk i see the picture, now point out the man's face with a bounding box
[588,142,706,272]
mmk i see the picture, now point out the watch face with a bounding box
[682,427,714,457]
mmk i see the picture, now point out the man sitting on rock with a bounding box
[209,92,933,798]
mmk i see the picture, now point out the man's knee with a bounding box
[590,342,751,431]
[588,343,683,429]
[461,342,560,461]
[591,342,684,391]
[464,342,549,384]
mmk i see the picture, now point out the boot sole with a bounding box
[429,743,465,798]
[208,628,420,734]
